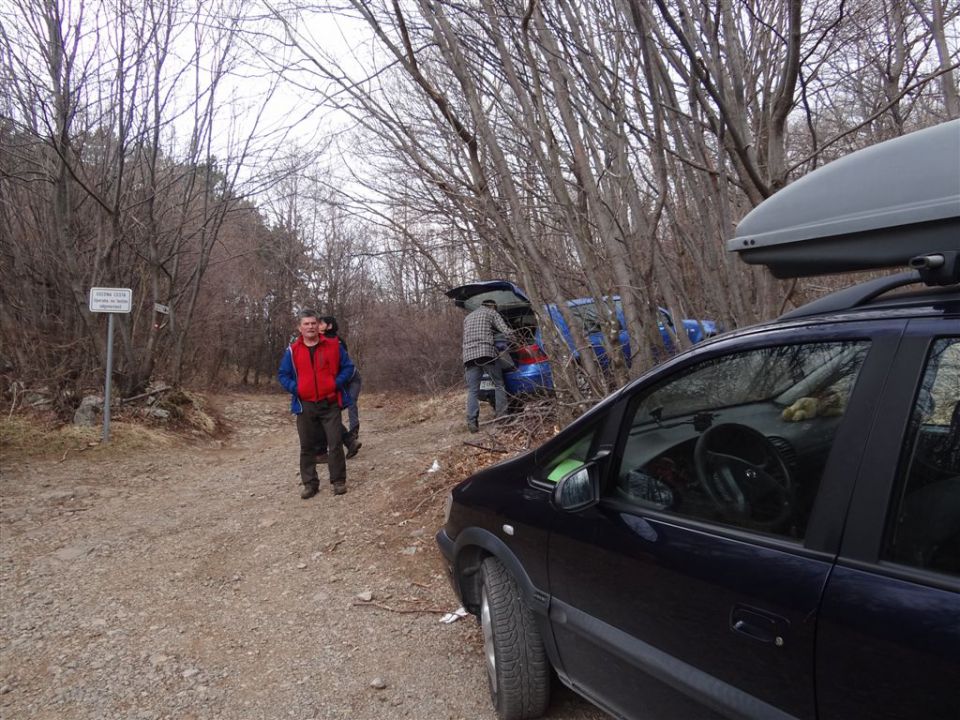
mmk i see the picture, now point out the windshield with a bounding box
[566,298,623,334]
[634,341,869,422]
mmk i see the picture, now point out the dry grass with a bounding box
[366,390,462,431]
[0,415,178,464]
[0,388,225,465]
[151,388,223,436]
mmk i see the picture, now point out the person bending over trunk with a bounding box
[461,299,512,433]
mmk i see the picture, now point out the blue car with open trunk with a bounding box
[446,282,719,401]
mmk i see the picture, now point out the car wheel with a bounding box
[480,556,550,720]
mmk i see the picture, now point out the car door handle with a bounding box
[730,605,789,647]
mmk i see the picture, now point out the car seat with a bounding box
[932,401,960,474]
[891,401,960,573]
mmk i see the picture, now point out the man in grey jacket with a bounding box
[461,299,512,432]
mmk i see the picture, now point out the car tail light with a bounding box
[516,344,548,364]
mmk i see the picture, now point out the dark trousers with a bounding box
[296,400,345,488]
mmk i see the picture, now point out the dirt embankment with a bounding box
[0,392,604,720]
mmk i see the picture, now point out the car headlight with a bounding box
[443,492,454,525]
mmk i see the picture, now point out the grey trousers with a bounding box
[465,361,507,422]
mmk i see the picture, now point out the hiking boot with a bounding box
[467,420,479,433]
[300,484,319,499]
[333,481,347,496]
[345,440,362,459]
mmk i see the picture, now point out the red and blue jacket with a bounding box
[278,335,355,414]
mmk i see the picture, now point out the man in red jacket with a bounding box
[278,309,356,498]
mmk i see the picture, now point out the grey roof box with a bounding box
[729,120,960,279]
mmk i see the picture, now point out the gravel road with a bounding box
[0,392,606,720]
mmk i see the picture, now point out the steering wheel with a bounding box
[693,423,793,532]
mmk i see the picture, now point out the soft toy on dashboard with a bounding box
[781,393,844,422]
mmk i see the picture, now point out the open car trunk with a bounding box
[445,281,540,360]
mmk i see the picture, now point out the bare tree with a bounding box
[0,0,307,403]
[250,0,955,403]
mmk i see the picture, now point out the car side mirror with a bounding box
[553,463,600,512]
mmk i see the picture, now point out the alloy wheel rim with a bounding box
[480,588,497,693]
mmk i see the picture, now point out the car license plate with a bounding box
[479,380,494,390]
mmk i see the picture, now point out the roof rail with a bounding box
[779,266,958,321]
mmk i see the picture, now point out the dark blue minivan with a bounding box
[437,121,960,720]
[446,281,718,399]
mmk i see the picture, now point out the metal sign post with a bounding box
[89,287,133,442]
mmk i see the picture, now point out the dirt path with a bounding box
[0,392,605,720]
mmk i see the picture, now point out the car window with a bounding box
[611,341,870,540]
[568,302,602,334]
[883,337,960,577]
[566,299,626,335]
[634,342,864,421]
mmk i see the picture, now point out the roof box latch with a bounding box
[909,252,960,286]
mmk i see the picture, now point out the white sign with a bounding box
[154,302,170,315]
[89,287,132,313]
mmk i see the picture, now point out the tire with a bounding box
[480,557,551,720]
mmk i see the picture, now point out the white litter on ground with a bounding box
[439,606,468,624]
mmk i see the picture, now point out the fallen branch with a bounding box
[409,485,448,516]
[7,381,22,419]
[120,385,172,404]
[60,442,98,463]
[462,440,508,454]
[351,601,449,615]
